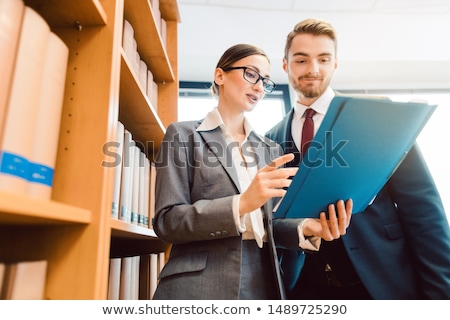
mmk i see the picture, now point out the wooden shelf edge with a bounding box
[110,218,157,239]
[25,0,107,28]
[160,0,181,22]
[0,191,91,225]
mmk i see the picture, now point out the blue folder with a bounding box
[273,96,437,219]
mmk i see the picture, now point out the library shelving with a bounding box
[0,0,179,299]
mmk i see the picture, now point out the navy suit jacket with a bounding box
[267,108,450,299]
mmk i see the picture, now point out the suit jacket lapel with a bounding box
[247,133,274,218]
[198,128,242,193]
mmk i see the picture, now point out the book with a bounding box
[122,19,134,62]
[149,81,158,112]
[143,157,150,228]
[149,253,158,299]
[27,32,69,199]
[132,255,140,300]
[1,260,48,300]
[119,130,134,223]
[111,121,125,219]
[160,18,167,47]
[146,69,154,100]
[130,146,141,225]
[148,162,157,228]
[139,59,148,93]
[138,152,146,227]
[274,96,437,219]
[0,6,50,194]
[119,256,133,300]
[107,258,121,300]
[0,0,24,147]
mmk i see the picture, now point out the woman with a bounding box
[152,44,352,299]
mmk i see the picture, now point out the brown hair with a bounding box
[211,44,269,96]
[284,18,338,60]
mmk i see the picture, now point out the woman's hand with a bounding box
[302,199,353,241]
[239,153,298,216]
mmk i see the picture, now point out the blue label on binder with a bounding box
[131,211,138,223]
[28,162,54,186]
[0,151,29,181]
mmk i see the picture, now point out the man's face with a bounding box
[283,33,338,104]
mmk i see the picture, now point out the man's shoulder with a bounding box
[266,111,292,139]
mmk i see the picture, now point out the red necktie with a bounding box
[301,108,316,157]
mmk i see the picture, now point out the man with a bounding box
[266,18,450,299]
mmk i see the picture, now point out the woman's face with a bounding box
[215,54,271,113]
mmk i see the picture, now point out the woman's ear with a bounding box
[214,67,225,86]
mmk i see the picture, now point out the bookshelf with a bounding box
[0,0,179,299]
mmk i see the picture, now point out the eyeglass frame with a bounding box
[221,66,276,93]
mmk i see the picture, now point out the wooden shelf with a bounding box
[110,218,157,239]
[25,0,107,27]
[1,0,179,300]
[119,51,166,156]
[160,0,181,22]
[124,0,174,82]
[0,191,91,225]
[110,219,168,258]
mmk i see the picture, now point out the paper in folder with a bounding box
[273,96,437,219]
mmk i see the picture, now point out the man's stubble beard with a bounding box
[290,72,333,100]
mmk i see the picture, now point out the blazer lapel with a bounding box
[247,133,274,217]
[198,128,242,193]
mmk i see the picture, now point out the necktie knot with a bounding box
[303,108,316,119]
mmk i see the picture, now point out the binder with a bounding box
[274,96,437,219]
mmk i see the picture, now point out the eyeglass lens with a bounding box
[243,68,275,93]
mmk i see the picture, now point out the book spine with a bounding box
[0,7,50,195]
[119,130,134,223]
[143,157,150,228]
[2,260,48,300]
[138,60,148,93]
[111,121,125,219]
[138,151,146,227]
[130,146,140,225]
[119,257,132,300]
[107,258,121,300]
[149,162,157,228]
[0,0,24,146]
[149,253,158,299]
[27,32,69,199]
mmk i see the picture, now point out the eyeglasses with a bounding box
[222,66,276,93]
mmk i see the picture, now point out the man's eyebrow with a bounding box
[292,52,333,57]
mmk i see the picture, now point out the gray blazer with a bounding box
[152,120,301,299]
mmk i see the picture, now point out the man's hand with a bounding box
[302,199,353,241]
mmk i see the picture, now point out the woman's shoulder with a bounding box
[166,119,203,134]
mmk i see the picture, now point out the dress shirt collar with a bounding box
[196,107,254,139]
[293,87,335,119]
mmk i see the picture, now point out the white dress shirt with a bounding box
[197,107,321,251]
[197,108,265,247]
[291,87,335,151]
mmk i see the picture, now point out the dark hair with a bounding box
[211,44,269,96]
[284,18,338,60]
